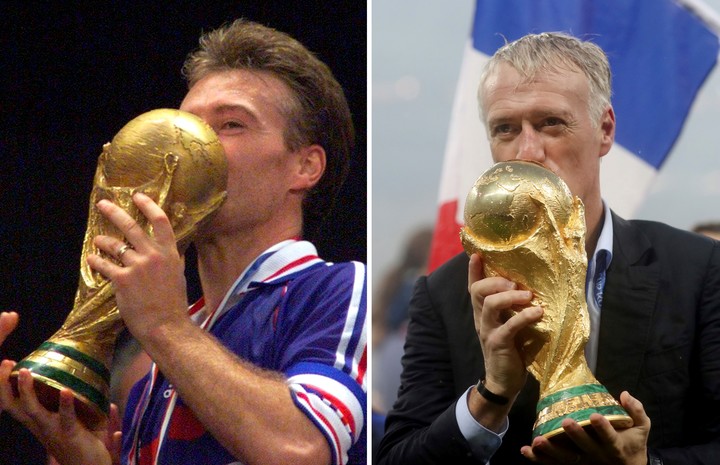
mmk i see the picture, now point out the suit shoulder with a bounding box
[628,218,715,247]
[621,217,719,265]
[419,253,471,305]
[426,253,469,284]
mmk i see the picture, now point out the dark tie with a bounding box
[594,250,608,309]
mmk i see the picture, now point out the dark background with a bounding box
[0,2,366,462]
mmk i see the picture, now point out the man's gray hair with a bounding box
[478,32,612,127]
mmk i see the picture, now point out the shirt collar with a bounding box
[192,239,325,328]
[594,201,614,266]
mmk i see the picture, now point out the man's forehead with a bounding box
[180,69,293,117]
[480,62,589,116]
[485,62,586,90]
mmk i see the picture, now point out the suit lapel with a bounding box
[595,213,659,396]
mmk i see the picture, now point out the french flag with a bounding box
[429,0,720,271]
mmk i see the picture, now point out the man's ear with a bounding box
[598,106,616,158]
[291,144,326,191]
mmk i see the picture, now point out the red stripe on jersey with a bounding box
[295,390,343,463]
[168,404,206,441]
[302,384,356,437]
[138,436,160,465]
[188,297,205,316]
[356,346,367,385]
[272,285,288,330]
[263,255,319,282]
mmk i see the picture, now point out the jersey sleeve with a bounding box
[279,261,367,465]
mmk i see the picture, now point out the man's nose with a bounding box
[515,125,545,162]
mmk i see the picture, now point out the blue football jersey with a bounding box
[122,240,367,465]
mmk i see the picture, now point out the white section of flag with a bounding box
[437,42,491,224]
[600,145,658,217]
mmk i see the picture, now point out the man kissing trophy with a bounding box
[10,109,228,428]
[460,160,632,440]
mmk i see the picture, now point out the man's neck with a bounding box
[583,197,605,259]
[194,223,302,314]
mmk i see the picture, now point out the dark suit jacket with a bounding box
[377,214,720,464]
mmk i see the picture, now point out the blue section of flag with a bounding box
[471,0,719,169]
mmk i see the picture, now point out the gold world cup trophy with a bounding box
[10,109,228,429]
[460,160,632,440]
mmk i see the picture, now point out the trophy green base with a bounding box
[533,383,633,439]
[9,341,110,429]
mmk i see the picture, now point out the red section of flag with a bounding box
[428,199,464,273]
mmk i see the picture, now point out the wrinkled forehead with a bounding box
[181,69,298,123]
[482,59,586,93]
[479,62,589,117]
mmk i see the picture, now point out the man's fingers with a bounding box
[58,388,80,432]
[107,403,121,439]
[620,391,649,428]
[0,312,19,345]
[520,445,537,461]
[472,276,517,299]
[95,193,176,253]
[525,435,576,464]
[110,430,123,460]
[586,412,618,445]
[482,289,534,322]
[95,199,144,244]
[468,253,484,289]
[16,368,54,436]
[132,193,175,245]
[0,360,17,408]
[502,305,543,336]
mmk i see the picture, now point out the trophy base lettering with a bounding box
[11,340,109,429]
[533,383,633,439]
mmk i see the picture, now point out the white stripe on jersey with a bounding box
[333,261,366,385]
[288,373,364,441]
[289,382,354,465]
[154,389,179,465]
[350,261,367,390]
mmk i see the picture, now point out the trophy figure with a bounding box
[10,108,228,428]
[460,160,632,440]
